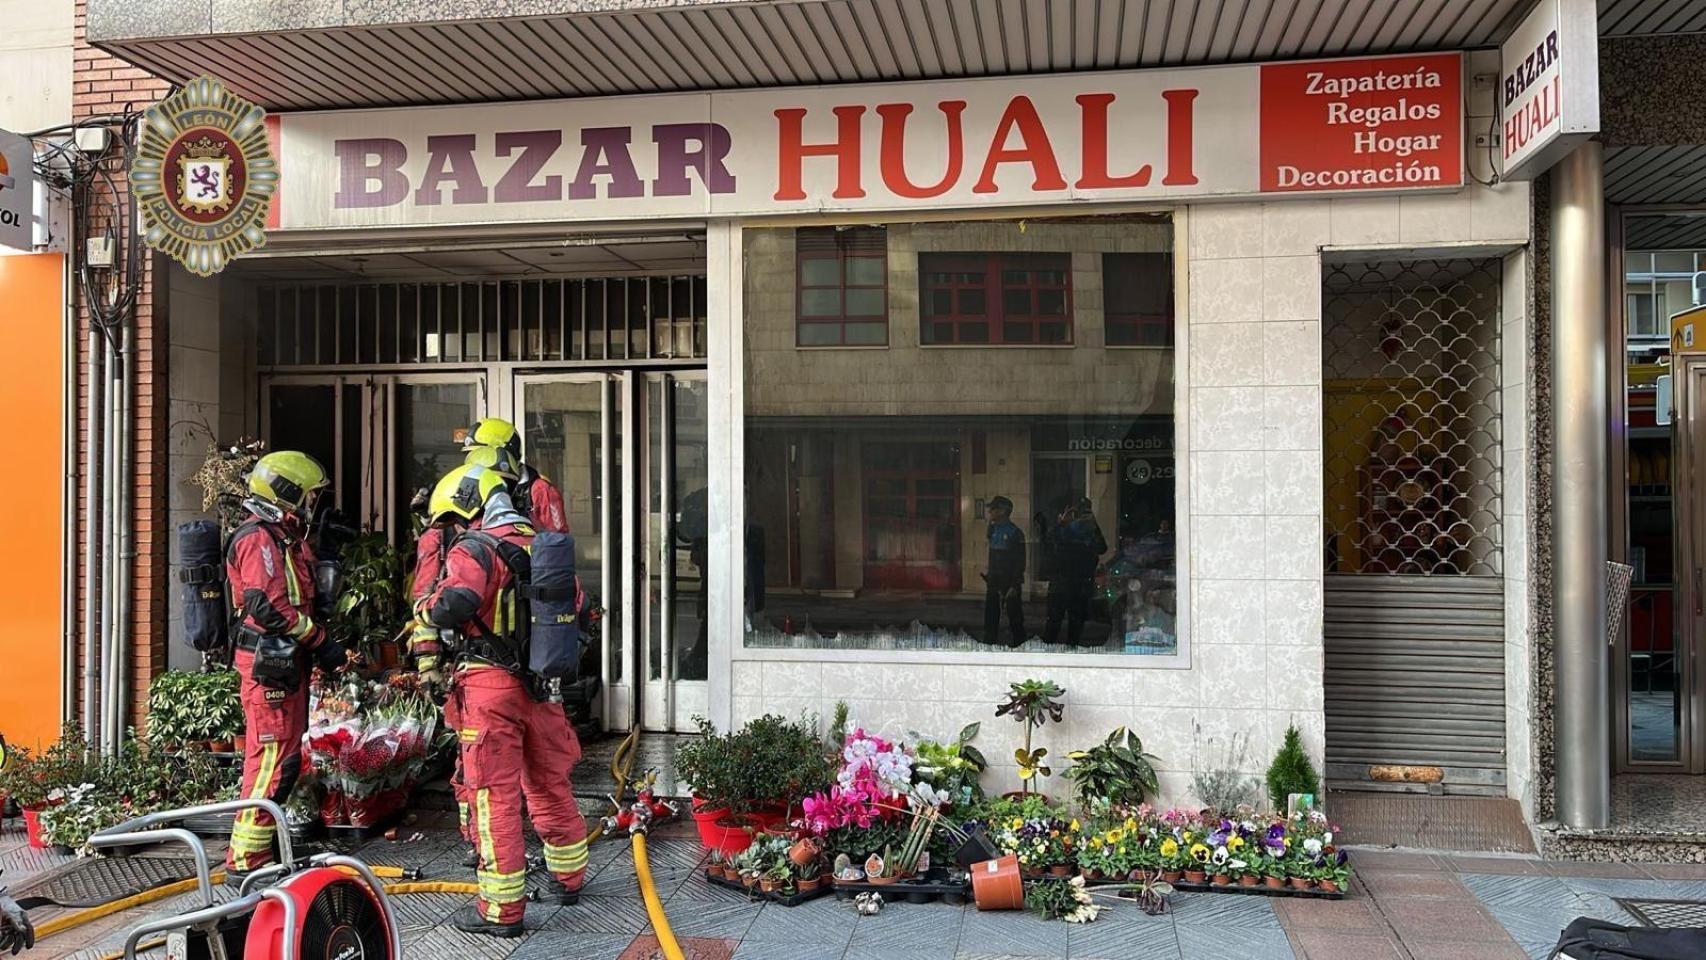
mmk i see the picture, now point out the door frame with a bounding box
[513,371,630,733]
[639,370,709,733]
[1662,358,1706,772]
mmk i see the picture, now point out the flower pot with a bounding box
[22,808,46,849]
[1022,867,1043,879]
[1212,873,1231,886]
[760,878,779,893]
[1081,868,1101,881]
[797,876,823,893]
[1288,877,1314,890]
[1264,876,1286,889]
[707,815,759,858]
[690,799,733,850]
[868,873,900,885]
[211,739,235,754]
[1238,875,1260,887]
[1049,865,1072,878]
[788,837,821,868]
[971,855,1024,911]
[1183,870,1207,884]
[1162,870,1182,884]
[1319,879,1341,894]
[742,874,758,889]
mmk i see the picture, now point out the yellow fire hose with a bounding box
[632,832,686,960]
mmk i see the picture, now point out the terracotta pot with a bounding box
[742,874,758,888]
[1319,879,1341,894]
[1264,876,1286,889]
[211,739,235,754]
[1212,873,1231,886]
[22,807,46,849]
[1238,875,1260,887]
[760,878,779,893]
[797,876,822,893]
[1049,864,1072,878]
[1162,870,1182,883]
[1288,877,1314,890]
[789,837,821,868]
[971,855,1024,911]
[1081,868,1101,881]
[869,873,901,885]
[1184,870,1208,884]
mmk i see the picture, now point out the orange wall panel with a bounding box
[0,253,65,751]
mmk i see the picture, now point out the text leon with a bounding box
[774,90,1201,200]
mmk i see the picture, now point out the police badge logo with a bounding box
[133,76,277,277]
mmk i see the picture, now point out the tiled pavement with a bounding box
[11,813,1706,960]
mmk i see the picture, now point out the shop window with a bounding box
[920,252,1073,345]
[744,217,1177,658]
[795,226,889,346]
[1103,252,1175,347]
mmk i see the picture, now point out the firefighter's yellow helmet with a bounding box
[464,443,522,481]
[248,451,329,513]
[428,464,507,524]
[463,417,521,457]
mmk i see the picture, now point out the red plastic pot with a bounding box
[690,799,733,850]
[707,815,759,858]
[22,807,46,849]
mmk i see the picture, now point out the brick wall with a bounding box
[72,0,169,733]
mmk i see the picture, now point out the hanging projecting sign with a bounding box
[268,52,1463,231]
[1499,0,1600,180]
[135,76,279,276]
[0,128,35,252]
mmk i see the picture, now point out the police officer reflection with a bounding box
[1044,497,1108,646]
[982,496,1026,647]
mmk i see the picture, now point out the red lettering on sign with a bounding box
[774,106,867,201]
[973,96,1067,194]
[1074,94,1151,189]
[877,102,966,199]
[1161,89,1200,186]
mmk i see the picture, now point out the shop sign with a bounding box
[0,128,34,253]
[134,76,279,276]
[1498,0,1599,180]
[270,52,1462,231]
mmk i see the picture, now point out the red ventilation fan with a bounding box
[246,868,395,960]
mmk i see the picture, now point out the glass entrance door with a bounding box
[642,373,709,733]
[516,374,624,732]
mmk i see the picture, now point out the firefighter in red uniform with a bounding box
[410,491,481,867]
[462,417,568,533]
[226,451,355,876]
[413,464,588,937]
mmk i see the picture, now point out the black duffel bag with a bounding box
[526,532,584,681]
[178,520,229,652]
[1551,917,1706,960]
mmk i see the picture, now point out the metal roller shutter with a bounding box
[1324,575,1506,794]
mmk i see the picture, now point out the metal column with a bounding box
[1551,141,1611,829]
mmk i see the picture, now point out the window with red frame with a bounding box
[920,253,1073,345]
[1103,252,1175,347]
[795,226,888,346]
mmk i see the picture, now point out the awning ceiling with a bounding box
[92,0,1556,112]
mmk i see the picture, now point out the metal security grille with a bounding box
[257,275,707,367]
[1323,259,1503,576]
[1615,898,1706,927]
[1321,258,1506,796]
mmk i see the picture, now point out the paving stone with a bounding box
[389,890,472,930]
[1460,872,1576,910]
[510,931,637,959]
[741,896,858,946]
[1290,930,1403,960]
[1344,850,1445,872]
[666,899,761,940]
[732,939,846,960]
[409,924,525,960]
[619,934,736,960]
[1065,910,1182,959]
[1642,863,1706,880]
[1545,860,1646,879]
[1400,941,1529,960]
[1358,870,1463,901]
[1174,922,1296,960]
[1380,897,1514,945]
[958,907,1070,957]
[541,894,654,935]
[1272,896,1386,931]
[1169,891,1279,926]
[1447,856,1546,876]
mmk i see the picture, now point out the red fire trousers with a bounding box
[227,648,308,872]
[455,666,589,923]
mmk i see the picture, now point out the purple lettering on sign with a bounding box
[414,134,489,206]
[334,139,409,208]
[652,123,737,196]
[568,128,644,201]
[494,130,564,203]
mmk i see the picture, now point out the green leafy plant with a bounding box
[1065,727,1162,809]
[996,678,1066,794]
[0,744,45,809]
[328,533,407,660]
[1024,875,1101,922]
[828,701,850,752]
[1265,724,1321,811]
[677,714,834,815]
[149,670,243,745]
[913,722,989,808]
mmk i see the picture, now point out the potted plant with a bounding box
[1319,851,1351,893]
[796,858,824,893]
[761,860,791,894]
[1024,874,1100,923]
[1265,723,1322,813]
[1124,869,1174,916]
[0,744,48,848]
[912,723,989,810]
[1063,727,1163,809]
[1158,836,1185,884]
[996,679,1065,796]
[1183,841,1210,884]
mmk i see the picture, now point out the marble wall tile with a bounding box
[1190,257,1265,325]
